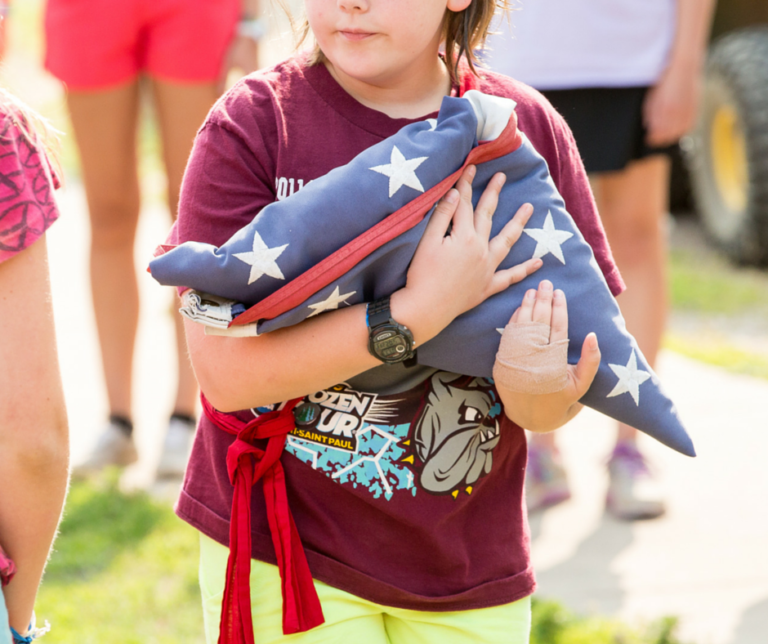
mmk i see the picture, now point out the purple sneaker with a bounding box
[526,444,571,513]
[606,441,666,521]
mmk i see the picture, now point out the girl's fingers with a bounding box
[516,287,537,323]
[488,257,542,295]
[510,306,521,324]
[531,280,553,324]
[550,289,568,343]
[424,188,460,240]
[474,172,507,239]
[489,202,534,261]
[572,332,601,398]
[452,165,476,234]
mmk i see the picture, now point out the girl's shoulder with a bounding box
[204,55,313,132]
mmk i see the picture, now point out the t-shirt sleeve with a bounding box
[174,91,278,249]
[542,108,625,296]
[0,116,61,264]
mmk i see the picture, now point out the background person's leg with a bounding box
[525,430,571,513]
[151,78,219,477]
[68,81,142,472]
[151,78,218,417]
[591,154,670,520]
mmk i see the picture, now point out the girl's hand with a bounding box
[643,58,702,148]
[217,35,259,94]
[495,280,601,432]
[392,165,542,345]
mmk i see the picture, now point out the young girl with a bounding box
[0,91,67,643]
[174,1,623,642]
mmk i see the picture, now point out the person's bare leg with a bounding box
[592,155,670,441]
[67,82,142,422]
[591,155,670,519]
[151,78,219,419]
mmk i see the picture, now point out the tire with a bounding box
[685,27,768,265]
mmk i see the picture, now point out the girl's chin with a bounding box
[326,58,390,85]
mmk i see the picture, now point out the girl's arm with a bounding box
[494,280,601,433]
[643,0,717,147]
[0,236,69,633]
[188,167,543,412]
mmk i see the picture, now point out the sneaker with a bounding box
[606,442,666,521]
[71,419,138,478]
[155,416,196,479]
[525,445,571,513]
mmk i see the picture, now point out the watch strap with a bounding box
[367,296,393,329]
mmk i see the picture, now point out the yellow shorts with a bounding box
[199,533,531,644]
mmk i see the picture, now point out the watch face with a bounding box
[371,326,411,363]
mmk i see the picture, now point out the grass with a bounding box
[35,477,204,644]
[669,248,768,316]
[530,598,689,644]
[665,333,768,380]
[666,245,768,380]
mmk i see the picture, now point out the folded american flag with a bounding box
[151,90,694,457]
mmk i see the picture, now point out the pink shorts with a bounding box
[44,0,240,90]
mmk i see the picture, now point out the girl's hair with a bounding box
[280,1,513,85]
[0,88,62,175]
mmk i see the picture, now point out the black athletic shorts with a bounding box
[541,86,677,174]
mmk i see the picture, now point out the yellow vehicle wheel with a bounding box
[685,27,768,265]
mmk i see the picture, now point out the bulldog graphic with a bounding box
[411,372,501,495]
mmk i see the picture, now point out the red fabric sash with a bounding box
[201,395,325,643]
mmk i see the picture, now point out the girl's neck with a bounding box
[323,55,453,120]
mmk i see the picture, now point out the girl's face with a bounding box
[306,0,471,91]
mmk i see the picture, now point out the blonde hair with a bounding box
[280,1,513,85]
[0,88,62,177]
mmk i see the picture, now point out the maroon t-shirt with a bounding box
[174,54,623,612]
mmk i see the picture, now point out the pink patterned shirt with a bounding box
[0,108,60,264]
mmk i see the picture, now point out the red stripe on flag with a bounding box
[231,113,522,327]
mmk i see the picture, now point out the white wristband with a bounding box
[237,17,268,42]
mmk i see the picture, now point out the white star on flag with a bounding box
[425,118,438,131]
[607,350,651,406]
[523,211,574,264]
[370,145,428,198]
[306,286,357,317]
[233,231,288,284]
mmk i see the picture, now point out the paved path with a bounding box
[46,179,768,644]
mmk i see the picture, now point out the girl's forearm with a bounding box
[0,436,68,632]
[669,0,716,71]
[0,238,69,633]
[241,0,259,18]
[188,287,433,412]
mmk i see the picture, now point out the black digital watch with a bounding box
[366,297,415,364]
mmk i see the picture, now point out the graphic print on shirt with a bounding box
[282,373,503,500]
[274,176,306,201]
[404,372,502,497]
